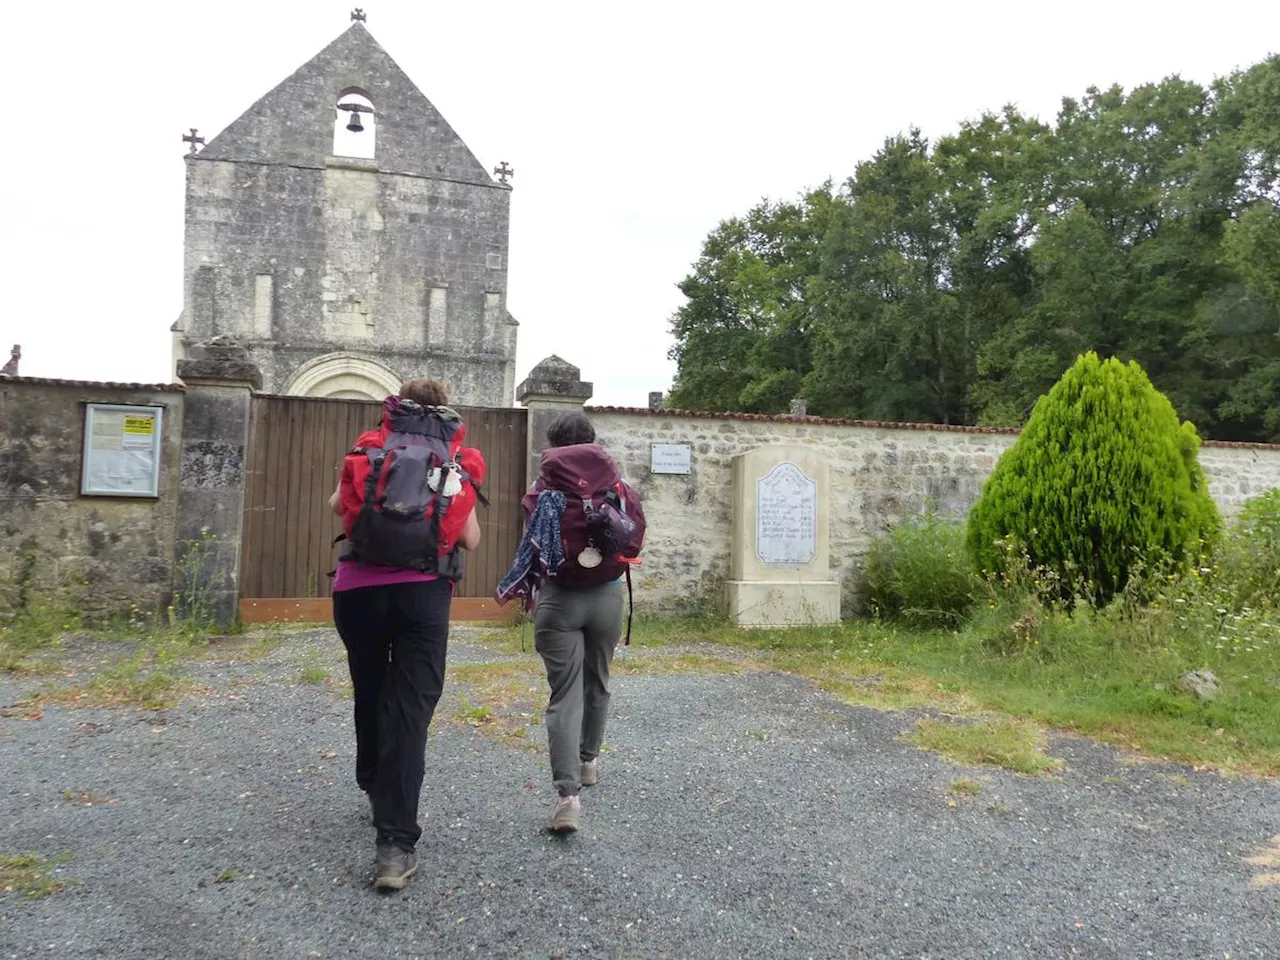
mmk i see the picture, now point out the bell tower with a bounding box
[172,14,519,406]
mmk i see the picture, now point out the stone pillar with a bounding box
[789,398,808,418]
[516,355,593,486]
[174,337,262,630]
[648,391,664,411]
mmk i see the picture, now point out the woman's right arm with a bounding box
[459,507,481,551]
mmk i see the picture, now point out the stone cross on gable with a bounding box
[493,161,514,184]
[351,8,366,21]
[183,128,205,156]
[0,344,19,377]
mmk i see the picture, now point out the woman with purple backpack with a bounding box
[497,412,646,833]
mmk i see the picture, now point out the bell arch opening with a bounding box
[333,89,376,160]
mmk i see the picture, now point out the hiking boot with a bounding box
[373,844,418,891]
[580,758,598,787]
[548,794,581,833]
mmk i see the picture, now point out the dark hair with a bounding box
[399,378,448,407]
[546,412,596,447]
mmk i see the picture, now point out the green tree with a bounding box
[665,56,1280,443]
[966,353,1220,603]
[667,192,831,412]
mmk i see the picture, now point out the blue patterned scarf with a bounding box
[496,489,567,604]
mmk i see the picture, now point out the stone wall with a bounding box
[0,378,185,621]
[585,408,1280,616]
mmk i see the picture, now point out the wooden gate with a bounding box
[238,395,527,622]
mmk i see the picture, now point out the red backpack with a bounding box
[337,396,486,579]
[524,443,646,588]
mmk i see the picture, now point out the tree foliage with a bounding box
[965,353,1220,603]
[667,57,1280,442]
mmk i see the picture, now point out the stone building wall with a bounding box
[0,378,185,621]
[585,408,1280,615]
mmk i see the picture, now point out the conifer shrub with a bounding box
[965,352,1220,604]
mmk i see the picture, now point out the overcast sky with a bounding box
[3,0,1279,406]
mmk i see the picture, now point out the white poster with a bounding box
[81,404,163,497]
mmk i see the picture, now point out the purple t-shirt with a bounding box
[332,559,437,593]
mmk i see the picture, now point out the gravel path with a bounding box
[1,627,1278,959]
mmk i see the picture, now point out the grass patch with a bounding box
[676,610,1280,776]
[1247,835,1280,889]
[298,648,330,685]
[21,645,205,711]
[61,789,116,806]
[0,603,74,673]
[445,663,545,750]
[947,777,983,797]
[0,852,75,899]
[475,595,1280,777]
[907,718,1065,776]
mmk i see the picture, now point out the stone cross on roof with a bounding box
[493,161,514,184]
[351,8,366,21]
[183,128,205,156]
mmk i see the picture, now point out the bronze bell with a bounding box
[346,110,364,133]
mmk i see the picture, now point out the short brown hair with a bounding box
[399,378,448,407]
[547,412,596,447]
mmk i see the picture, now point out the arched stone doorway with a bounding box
[281,352,402,400]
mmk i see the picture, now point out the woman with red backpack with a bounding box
[328,378,484,890]
[497,412,646,833]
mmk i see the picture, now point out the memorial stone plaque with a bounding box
[755,461,817,565]
[650,443,692,475]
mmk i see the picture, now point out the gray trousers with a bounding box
[533,580,624,796]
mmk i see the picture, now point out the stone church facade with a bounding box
[171,20,518,405]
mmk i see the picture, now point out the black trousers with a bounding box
[332,578,451,852]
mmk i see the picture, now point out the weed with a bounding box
[456,699,494,725]
[746,729,769,742]
[906,718,1065,776]
[862,510,979,628]
[171,531,221,635]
